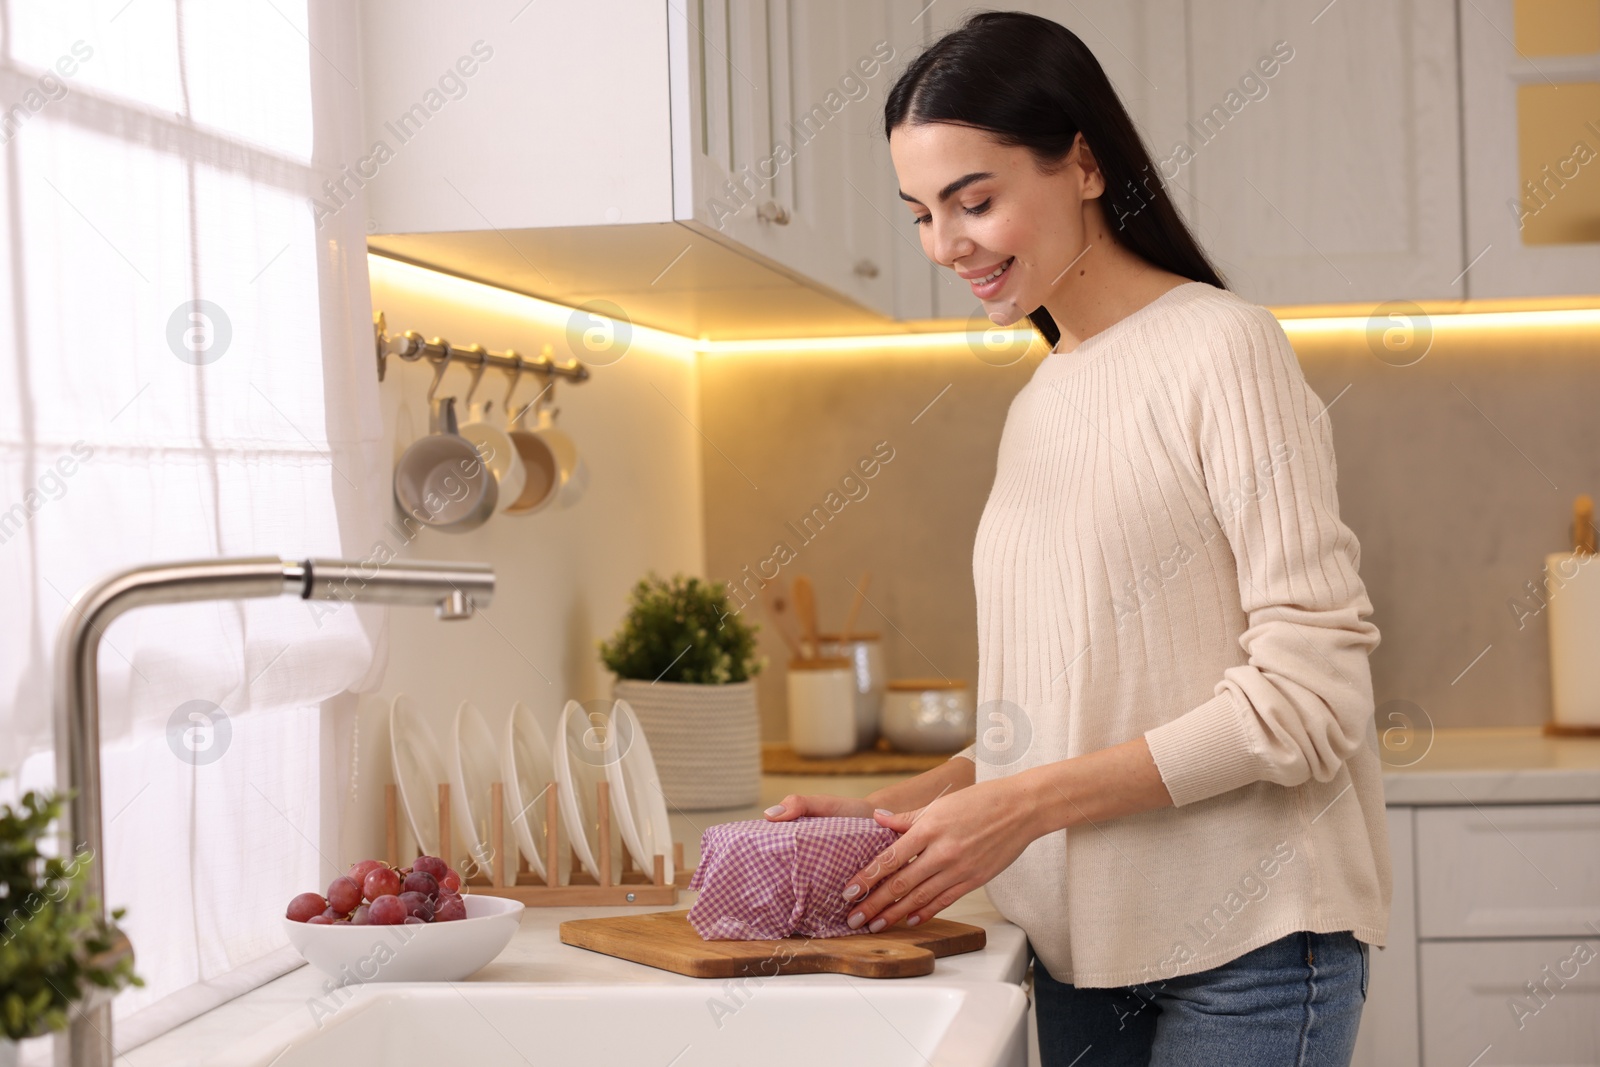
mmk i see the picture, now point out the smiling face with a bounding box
[890,121,1106,326]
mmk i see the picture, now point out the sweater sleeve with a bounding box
[1142,304,1381,808]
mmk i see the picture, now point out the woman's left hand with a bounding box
[841,774,1042,933]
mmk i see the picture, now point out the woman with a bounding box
[763,11,1386,1066]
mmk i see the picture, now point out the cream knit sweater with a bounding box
[950,280,1390,988]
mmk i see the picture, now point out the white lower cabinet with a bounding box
[1353,803,1600,1067]
[1419,939,1600,1067]
[1413,805,1600,940]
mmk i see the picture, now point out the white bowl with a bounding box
[283,895,523,982]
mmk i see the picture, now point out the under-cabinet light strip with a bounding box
[693,330,1042,355]
[1277,306,1600,339]
[369,256,1600,356]
[367,254,699,363]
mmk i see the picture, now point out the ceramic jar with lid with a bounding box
[786,657,856,758]
[880,678,975,753]
[814,632,885,751]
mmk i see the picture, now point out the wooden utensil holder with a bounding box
[383,778,693,906]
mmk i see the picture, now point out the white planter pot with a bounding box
[612,678,760,810]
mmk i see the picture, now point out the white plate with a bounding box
[501,700,559,881]
[554,699,617,882]
[451,701,500,876]
[605,698,674,884]
[389,694,449,859]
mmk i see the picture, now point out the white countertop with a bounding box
[118,891,1028,1066]
[117,779,1031,1066]
[1379,727,1600,804]
[112,729,1600,1063]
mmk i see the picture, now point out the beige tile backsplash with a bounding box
[700,321,1600,739]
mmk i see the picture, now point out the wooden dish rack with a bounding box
[383,778,696,906]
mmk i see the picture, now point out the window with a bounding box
[1,1,385,1054]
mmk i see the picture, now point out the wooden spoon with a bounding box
[758,582,804,659]
[841,571,872,641]
[792,575,817,659]
[1575,494,1595,556]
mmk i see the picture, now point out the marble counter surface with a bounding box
[117,775,1030,1066]
[111,729,1600,1063]
[1379,727,1600,804]
[118,889,1028,1066]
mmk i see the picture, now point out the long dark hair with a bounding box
[883,10,1227,350]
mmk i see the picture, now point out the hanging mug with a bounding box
[460,397,528,514]
[392,360,498,532]
[503,392,562,516]
[527,396,587,509]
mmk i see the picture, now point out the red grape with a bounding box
[402,871,439,899]
[403,915,427,925]
[398,891,434,921]
[439,869,461,893]
[434,894,466,922]
[368,895,406,925]
[327,876,363,915]
[412,855,449,880]
[349,904,371,925]
[287,892,327,923]
[348,859,383,886]
[363,867,402,901]
[307,914,335,925]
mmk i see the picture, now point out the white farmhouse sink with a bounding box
[203,980,1028,1067]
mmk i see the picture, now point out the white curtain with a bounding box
[0,0,386,1054]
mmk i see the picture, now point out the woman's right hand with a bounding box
[763,793,881,821]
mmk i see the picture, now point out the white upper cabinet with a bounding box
[1183,0,1465,306]
[677,0,903,316]
[918,1,1191,321]
[358,0,917,330]
[1460,0,1600,298]
[357,0,1586,333]
[922,0,1465,311]
[359,0,676,233]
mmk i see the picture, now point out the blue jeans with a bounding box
[1033,930,1370,1067]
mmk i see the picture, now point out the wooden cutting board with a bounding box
[558,909,986,979]
[760,741,960,776]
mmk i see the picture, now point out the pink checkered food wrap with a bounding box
[687,816,900,940]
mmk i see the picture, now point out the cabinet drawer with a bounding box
[1415,805,1600,939]
[1420,940,1600,1067]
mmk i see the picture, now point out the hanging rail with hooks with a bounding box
[373,311,592,386]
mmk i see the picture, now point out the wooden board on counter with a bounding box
[761,739,966,775]
[558,909,986,979]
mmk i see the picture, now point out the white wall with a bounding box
[339,257,704,865]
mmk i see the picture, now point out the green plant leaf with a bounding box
[596,571,766,684]
[0,778,143,1040]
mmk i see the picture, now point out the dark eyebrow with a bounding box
[897,171,996,206]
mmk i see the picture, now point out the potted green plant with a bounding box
[1,784,141,1064]
[598,572,766,810]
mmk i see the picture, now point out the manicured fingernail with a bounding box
[868,917,887,933]
[842,884,861,901]
[848,911,865,929]
[907,915,921,927]
[764,804,785,816]
[874,808,893,817]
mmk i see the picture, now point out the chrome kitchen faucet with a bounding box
[51,556,494,1067]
